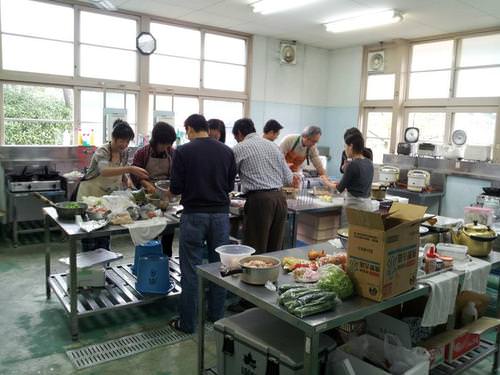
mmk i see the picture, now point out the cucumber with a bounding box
[292,300,337,318]
[278,284,304,295]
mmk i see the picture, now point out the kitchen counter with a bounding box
[387,187,445,214]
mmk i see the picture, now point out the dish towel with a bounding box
[454,257,491,294]
[421,271,460,327]
[123,217,168,246]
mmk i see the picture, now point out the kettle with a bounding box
[451,221,497,257]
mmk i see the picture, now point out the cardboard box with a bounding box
[296,233,324,245]
[346,203,427,302]
[421,317,500,365]
[71,267,106,289]
[297,211,340,230]
[297,222,336,241]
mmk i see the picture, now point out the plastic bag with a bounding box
[384,334,429,375]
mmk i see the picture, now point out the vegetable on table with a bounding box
[317,264,354,300]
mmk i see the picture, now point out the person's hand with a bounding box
[142,181,156,194]
[292,174,301,188]
[128,166,149,180]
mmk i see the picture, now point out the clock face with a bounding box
[404,127,419,143]
[136,32,156,55]
[452,129,467,146]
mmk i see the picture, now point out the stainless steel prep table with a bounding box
[286,198,344,248]
[197,243,500,375]
[387,187,445,214]
[43,206,182,341]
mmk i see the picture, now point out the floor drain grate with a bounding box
[66,325,200,369]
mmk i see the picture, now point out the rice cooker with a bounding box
[407,169,430,192]
[378,165,400,184]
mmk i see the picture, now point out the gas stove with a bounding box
[6,165,62,192]
[9,179,61,192]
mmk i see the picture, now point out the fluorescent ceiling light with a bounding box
[90,0,117,11]
[252,0,318,15]
[325,9,403,33]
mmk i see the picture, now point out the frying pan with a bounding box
[33,192,88,220]
[483,187,500,197]
[220,255,281,285]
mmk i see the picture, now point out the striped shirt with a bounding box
[233,133,294,193]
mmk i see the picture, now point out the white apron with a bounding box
[77,160,124,200]
[145,153,171,182]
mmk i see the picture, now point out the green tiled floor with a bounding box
[0,233,496,374]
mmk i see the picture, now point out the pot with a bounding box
[371,183,387,200]
[379,165,400,184]
[220,255,281,285]
[33,192,88,220]
[451,221,497,257]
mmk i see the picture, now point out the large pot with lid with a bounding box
[451,221,497,257]
[378,165,400,184]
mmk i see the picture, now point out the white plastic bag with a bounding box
[384,334,429,375]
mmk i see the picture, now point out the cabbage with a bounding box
[317,264,353,299]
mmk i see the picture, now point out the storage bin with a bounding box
[297,222,336,241]
[132,240,163,275]
[135,255,171,294]
[297,212,340,230]
[214,308,336,375]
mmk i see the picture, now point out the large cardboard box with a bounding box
[346,203,427,302]
[421,317,500,365]
[297,222,336,241]
[297,211,340,230]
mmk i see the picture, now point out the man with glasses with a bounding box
[279,125,326,176]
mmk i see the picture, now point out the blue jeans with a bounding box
[179,213,229,333]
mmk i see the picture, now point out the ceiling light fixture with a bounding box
[251,0,318,15]
[90,0,117,11]
[324,9,403,33]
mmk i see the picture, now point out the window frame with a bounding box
[0,0,251,145]
[359,29,500,162]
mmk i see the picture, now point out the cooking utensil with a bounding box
[371,183,388,200]
[379,165,400,184]
[220,255,281,285]
[451,221,497,257]
[483,187,500,197]
[407,169,430,192]
[155,180,181,205]
[33,192,88,220]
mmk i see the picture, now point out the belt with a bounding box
[246,188,280,195]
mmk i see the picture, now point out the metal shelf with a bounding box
[431,339,497,375]
[48,261,182,317]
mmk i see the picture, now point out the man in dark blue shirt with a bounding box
[170,114,237,333]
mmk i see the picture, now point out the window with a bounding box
[150,23,200,87]
[148,94,173,133]
[173,96,199,143]
[203,33,246,92]
[453,113,496,146]
[408,40,453,99]
[3,84,73,145]
[1,0,74,76]
[366,74,395,100]
[407,112,447,144]
[203,99,244,146]
[79,11,137,82]
[80,90,137,144]
[365,112,392,164]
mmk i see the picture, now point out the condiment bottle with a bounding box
[424,243,438,274]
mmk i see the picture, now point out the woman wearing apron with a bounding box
[132,121,177,257]
[77,120,149,251]
[321,132,374,223]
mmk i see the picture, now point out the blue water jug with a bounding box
[132,240,163,275]
[135,255,171,294]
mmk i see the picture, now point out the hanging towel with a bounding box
[421,271,460,327]
[123,217,168,246]
[454,257,491,294]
